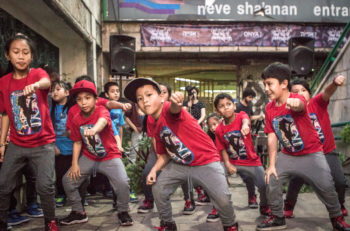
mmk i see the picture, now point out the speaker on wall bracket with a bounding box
[288,37,315,78]
[110,35,136,76]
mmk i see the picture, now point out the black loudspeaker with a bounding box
[110,35,135,75]
[288,37,314,77]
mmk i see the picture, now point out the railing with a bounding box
[310,20,350,92]
[331,121,350,140]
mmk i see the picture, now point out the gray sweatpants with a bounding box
[63,156,130,213]
[152,161,236,227]
[236,165,267,206]
[142,148,194,202]
[286,151,347,206]
[0,142,56,228]
[129,131,142,162]
[268,151,342,218]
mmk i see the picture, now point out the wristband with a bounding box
[0,142,6,147]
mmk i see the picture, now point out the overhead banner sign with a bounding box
[104,0,350,23]
[141,24,346,48]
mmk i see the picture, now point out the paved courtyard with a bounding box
[12,174,350,231]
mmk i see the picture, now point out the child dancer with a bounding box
[205,113,222,222]
[104,82,125,151]
[50,81,73,207]
[0,33,58,230]
[214,93,270,217]
[138,83,196,215]
[206,113,221,142]
[256,62,350,231]
[60,80,133,226]
[124,78,238,231]
[284,76,348,218]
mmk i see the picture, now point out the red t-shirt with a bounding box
[153,101,220,166]
[66,97,108,131]
[69,105,121,161]
[0,68,55,147]
[264,93,322,156]
[215,112,262,166]
[147,115,156,137]
[307,93,336,154]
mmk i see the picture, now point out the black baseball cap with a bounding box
[124,78,161,103]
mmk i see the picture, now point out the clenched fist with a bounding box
[286,98,303,111]
[170,92,184,107]
[333,75,345,87]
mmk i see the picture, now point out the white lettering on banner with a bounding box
[271,28,293,43]
[237,2,297,16]
[243,31,263,38]
[198,2,231,15]
[149,28,171,42]
[313,5,349,17]
[327,29,342,42]
[182,31,200,38]
[300,31,317,38]
[211,28,232,42]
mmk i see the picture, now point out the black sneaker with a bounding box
[117,211,133,226]
[137,199,154,213]
[206,207,220,222]
[331,215,350,231]
[248,195,258,209]
[256,215,286,230]
[59,211,88,225]
[183,200,196,215]
[155,220,177,231]
[195,187,210,205]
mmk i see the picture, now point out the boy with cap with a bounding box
[124,78,238,231]
[60,80,133,227]
[257,62,350,231]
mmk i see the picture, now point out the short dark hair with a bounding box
[261,62,291,84]
[291,78,311,95]
[242,88,256,98]
[75,75,95,85]
[214,93,235,109]
[104,81,119,93]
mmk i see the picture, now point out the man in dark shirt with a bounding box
[236,89,264,121]
[235,88,264,209]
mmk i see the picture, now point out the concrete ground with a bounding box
[11,174,350,231]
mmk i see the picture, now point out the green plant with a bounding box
[125,159,146,194]
[122,135,152,194]
[340,124,350,144]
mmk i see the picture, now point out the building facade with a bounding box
[0,0,103,90]
[102,0,350,112]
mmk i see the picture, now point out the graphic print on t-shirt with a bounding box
[55,108,67,136]
[272,114,304,152]
[10,90,42,135]
[160,126,194,165]
[309,113,325,144]
[224,130,247,160]
[80,124,106,158]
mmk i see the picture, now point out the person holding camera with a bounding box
[183,86,206,127]
[183,86,210,205]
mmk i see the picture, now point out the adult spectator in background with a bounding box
[236,88,264,122]
[183,86,206,127]
[235,88,264,209]
[183,86,209,204]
